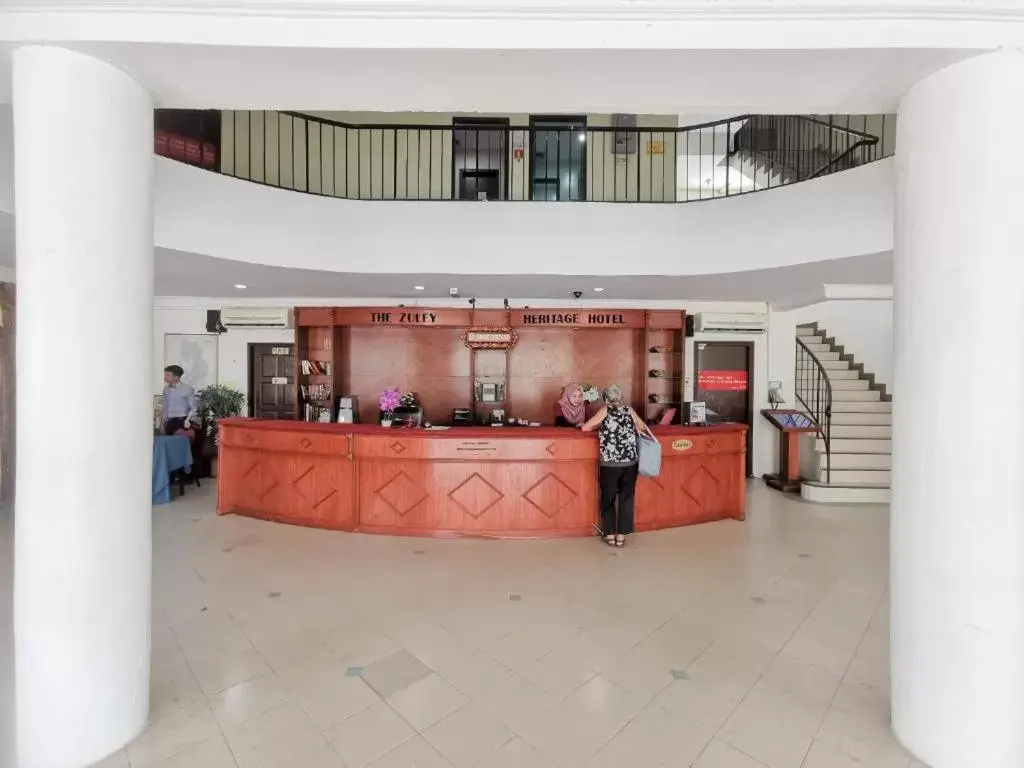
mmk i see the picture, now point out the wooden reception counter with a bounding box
[217,419,748,537]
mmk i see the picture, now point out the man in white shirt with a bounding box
[161,364,197,435]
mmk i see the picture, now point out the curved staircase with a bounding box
[796,323,892,504]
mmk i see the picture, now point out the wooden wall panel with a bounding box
[357,459,596,536]
[341,327,471,423]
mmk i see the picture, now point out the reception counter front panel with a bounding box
[218,420,747,537]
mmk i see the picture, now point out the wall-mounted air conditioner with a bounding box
[693,312,768,333]
[220,307,293,328]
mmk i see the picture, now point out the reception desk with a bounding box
[217,419,748,537]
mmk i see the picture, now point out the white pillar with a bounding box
[892,52,1024,768]
[12,47,154,766]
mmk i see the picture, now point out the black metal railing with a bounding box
[795,336,833,483]
[159,109,893,203]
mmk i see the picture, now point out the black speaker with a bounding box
[206,310,227,334]
[684,314,695,337]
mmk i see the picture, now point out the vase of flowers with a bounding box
[581,384,602,419]
[379,386,401,427]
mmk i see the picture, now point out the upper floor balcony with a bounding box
[156,109,894,204]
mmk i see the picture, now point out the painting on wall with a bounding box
[164,334,218,392]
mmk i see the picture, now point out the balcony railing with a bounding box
[159,110,894,203]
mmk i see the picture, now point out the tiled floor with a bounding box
[1,483,929,767]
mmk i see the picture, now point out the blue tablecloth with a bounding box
[153,435,193,505]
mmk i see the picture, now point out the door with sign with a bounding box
[694,341,753,476]
[249,343,296,420]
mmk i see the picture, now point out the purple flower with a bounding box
[379,386,401,412]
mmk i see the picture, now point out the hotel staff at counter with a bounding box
[554,382,586,427]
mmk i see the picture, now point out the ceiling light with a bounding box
[577,133,586,143]
[593,287,605,292]
[414,285,425,291]
[234,284,247,289]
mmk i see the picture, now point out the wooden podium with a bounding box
[761,409,818,492]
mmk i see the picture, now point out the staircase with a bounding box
[795,323,892,504]
[727,115,880,192]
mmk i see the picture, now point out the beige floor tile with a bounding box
[422,703,514,768]
[361,650,435,699]
[209,673,292,727]
[435,647,514,698]
[126,701,222,767]
[367,736,454,768]
[54,483,905,768]
[235,734,346,768]
[323,701,416,768]
[717,679,827,768]
[615,703,714,766]
[521,646,597,699]
[221,701,317,762]
[189,646,271,697]
[693,739,770,768]
[814,706,914,768]
[517,704,613,768]
[151,734,238,768]
[585,734,664,768]
[299,673,381,730]
[89,750,130,768]
[476,737,557,768]
[476,673,558,734]
[386,673,468,731]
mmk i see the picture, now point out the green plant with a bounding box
[196,384,246,439]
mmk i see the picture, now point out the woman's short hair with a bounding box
[602,384,623,405]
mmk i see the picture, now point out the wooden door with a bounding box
[249,343,296,419]
[694,341,754,476]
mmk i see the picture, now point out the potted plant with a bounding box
[196,384,246,477]
[379,386,401,427]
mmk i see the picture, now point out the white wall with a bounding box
[768,299,895,410]
[155,296,780,475]
[143,156,895,277]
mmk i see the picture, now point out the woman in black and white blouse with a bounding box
[580,385,652,547]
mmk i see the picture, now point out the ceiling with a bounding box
[149,247,893,307]
[0,44,981,114]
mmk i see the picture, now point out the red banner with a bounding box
[698,370,748,391]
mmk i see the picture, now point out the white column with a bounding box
[892,52,1024,768]
[12,47,154,766]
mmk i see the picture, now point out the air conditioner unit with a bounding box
[220,307,293,328]
[693,312,768,333]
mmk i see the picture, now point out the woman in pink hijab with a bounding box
[555,383,586,427]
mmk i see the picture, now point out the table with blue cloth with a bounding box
[153,435,193,505]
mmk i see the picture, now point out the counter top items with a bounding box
[379,386,401,426]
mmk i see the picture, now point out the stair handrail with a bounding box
[731,115,882,185]
[795,336,833,484]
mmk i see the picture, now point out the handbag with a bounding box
[637,431,662,478]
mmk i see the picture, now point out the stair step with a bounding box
[830,379,870,391]
[814,351,841,361]
[801,343,832,353]
[831,411,892,425]
[820,360,852,370]
[801,482,890,505]
[831,400,891,412]
[824,369,860,380]
[832,389,881,402]
[831,424,891,439]
[796,326,818,337]
[816,438,891,454]
[826,468,892,484]
[822,453,891,470]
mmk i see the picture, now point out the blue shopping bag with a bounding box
[638,433,662,478]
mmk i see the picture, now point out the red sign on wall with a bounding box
[697,370,749,391]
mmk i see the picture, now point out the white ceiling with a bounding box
[0,44,978,114]
[0,210,890,306]
[155,249,894,308]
